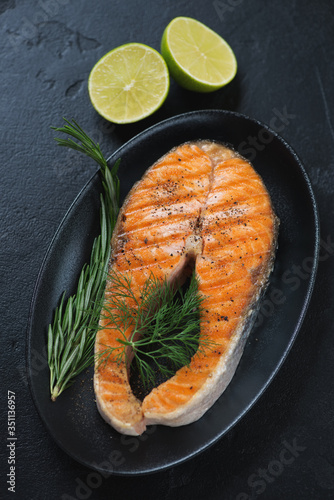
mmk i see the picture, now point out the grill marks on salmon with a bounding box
[94,141,279,435]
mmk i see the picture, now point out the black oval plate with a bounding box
[27,110,319,475]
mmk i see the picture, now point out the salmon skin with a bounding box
[94,141,279,435]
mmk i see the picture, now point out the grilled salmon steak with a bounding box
[94,141,279,435]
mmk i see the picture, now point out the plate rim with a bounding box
[26,109,320,475]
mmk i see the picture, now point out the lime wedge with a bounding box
[161,17,237,92]
[88,43,169,124]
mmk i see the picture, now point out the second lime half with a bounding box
[161,17,237,92]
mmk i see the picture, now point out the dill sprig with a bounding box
[97,271,216,388]
[48,119,120,401]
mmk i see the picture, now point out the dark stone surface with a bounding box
[0,0,333,498]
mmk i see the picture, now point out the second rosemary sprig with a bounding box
[48,119,120,401]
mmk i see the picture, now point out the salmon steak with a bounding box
[94,141,279,435]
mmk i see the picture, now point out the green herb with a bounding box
[48,119,120,401]
[97,270,216,388]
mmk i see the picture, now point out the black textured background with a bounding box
[1,1,334,499]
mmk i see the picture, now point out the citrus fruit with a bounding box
[88,43,169,124]
[161,17,237,92]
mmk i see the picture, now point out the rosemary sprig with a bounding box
[48,119,120,401]
[97,271,216,388]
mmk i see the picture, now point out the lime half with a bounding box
[88,43,169,124]
[161,17,237,92]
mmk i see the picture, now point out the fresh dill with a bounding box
[48,119,120,401]
[97,270,216,388]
